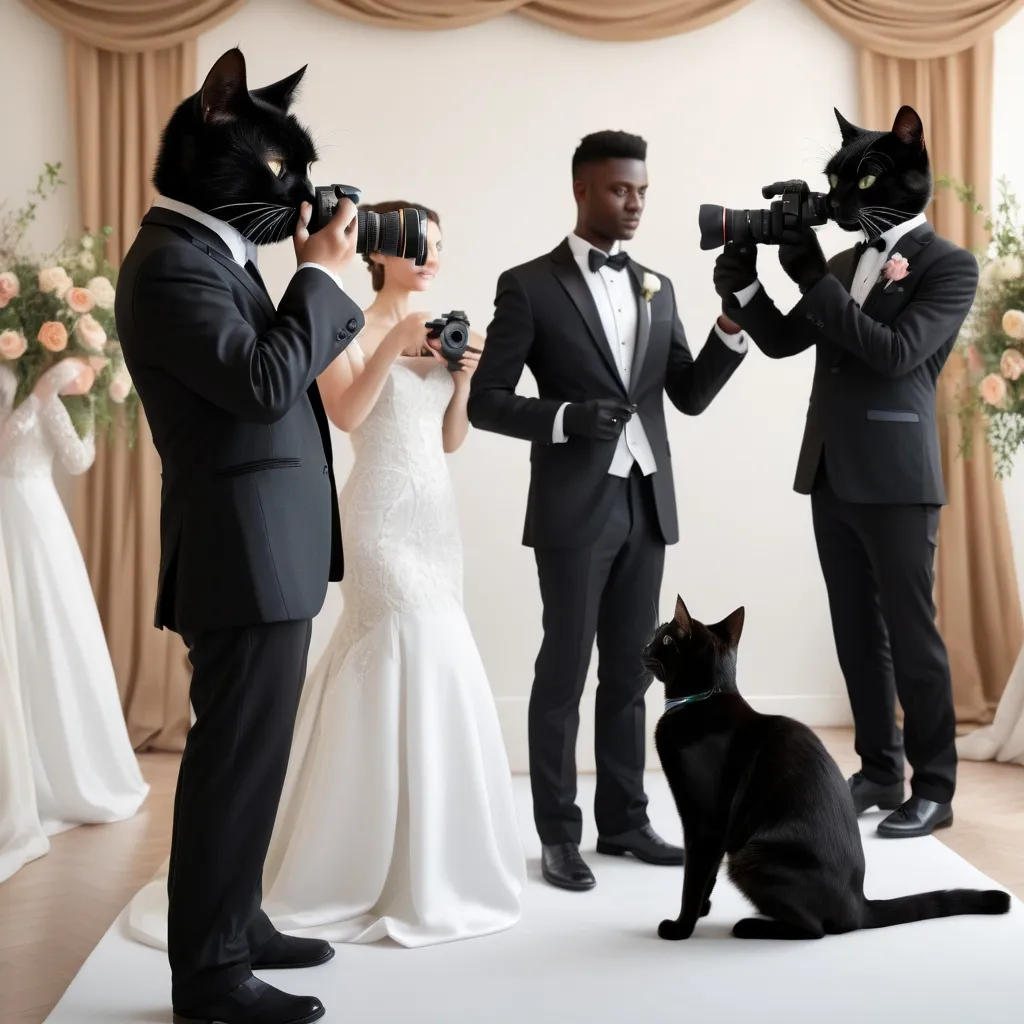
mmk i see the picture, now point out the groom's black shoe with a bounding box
[172,977,325,1024]
[250,932,335,971]
[847,772,905,815]
[541,843,596,891]
[876,795,954,838]
[596,824,684,866]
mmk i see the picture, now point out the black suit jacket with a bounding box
[728,223,978,505]
[467,239,745,548]
[116,207,364,634]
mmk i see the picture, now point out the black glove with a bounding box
[563,399,633,441]
[778,226,828,293]
[713,243,758,306]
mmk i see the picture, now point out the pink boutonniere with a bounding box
[882,252,910,289]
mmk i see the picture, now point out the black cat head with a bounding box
[824,105,931,237]
[642,596,744,699]
[153,48,317,245]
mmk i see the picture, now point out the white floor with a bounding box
[46,774,1024,1024]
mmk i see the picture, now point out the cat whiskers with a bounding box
[249,206,292,245]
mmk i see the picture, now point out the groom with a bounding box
[469,130,748,890]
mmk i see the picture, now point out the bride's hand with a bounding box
[33,358,88,401]
[385,311,433,358]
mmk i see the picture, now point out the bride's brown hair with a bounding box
[361,201,441,291]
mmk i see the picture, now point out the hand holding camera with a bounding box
[778,225,829,294]
[384,311,435,358]
[425,311,475,373]
[564,398,634,441]
[713,244,758,304]
[293,197,358,277]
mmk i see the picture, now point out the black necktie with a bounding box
[589,249,629,273]
[853,235,886,262]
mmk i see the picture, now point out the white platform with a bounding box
[45,775,1024,1023]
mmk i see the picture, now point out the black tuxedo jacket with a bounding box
[728,223,978,506]
[115,207,364,634]
[468,239,745,548]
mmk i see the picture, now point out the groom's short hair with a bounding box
[572,131,647,175]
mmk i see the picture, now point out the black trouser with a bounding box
[168,619,312,1008]
[530,466,665,846]
[811,465,956,804]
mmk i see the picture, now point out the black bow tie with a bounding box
[589,249,629,273]
[854,236,886,260]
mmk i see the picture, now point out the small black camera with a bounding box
[698,180,829,250]
[425,311,471,370]
[309,184,429,266]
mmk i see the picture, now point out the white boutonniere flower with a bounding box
[641,272,661,303]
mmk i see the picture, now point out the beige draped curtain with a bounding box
[20,0,1024,747]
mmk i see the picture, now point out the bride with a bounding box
[130,201,524,949]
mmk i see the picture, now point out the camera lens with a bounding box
[356,208,427,266]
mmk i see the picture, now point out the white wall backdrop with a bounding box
[3,0,1023,771]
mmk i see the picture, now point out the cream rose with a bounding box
[0,271,20,308]
[80,235,94,251]
[38,265,72,296]
[86,276,115,309]
[979,372,1008,407]
[1001,348,1024,381]
[79,251,96,272]
[38,320,69,352]
[109,370,132,403]
[75,313,107,352]
[0,329,27,360]
[1002,309,1024,340]
[65,286,96,314]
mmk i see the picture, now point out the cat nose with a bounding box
[830,197,841,210]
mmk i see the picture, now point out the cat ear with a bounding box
[200,48,249,125]
[711,607,745,647]
[891,105,925,151]
[673,595,693,636]
[252,65,307,112]
[834,108,860,146]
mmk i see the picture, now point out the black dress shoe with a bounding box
[847,772,905,815]
[251,932,335,970]
[877,796,953,838]
[541,843,596,891]
[596,824,684,866]
[173,977,325,1024]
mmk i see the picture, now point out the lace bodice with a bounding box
[335,359,462,647]
[0,367,95,480]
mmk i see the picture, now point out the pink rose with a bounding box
[0,329,27,360]
[75,313,107,352]
[979,372,1008,407]
[967,344,984,375]
[109,370,132,403]
[38,265,72,296]
[0,271,20,308]
[87,355,110,373]
[1001,348,1024,381]
[1002,309,1024,340]
[883,254,910,283]
[38,320,69,352]
[65,286,95,314]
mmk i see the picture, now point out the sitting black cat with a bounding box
[645,596,1011,941]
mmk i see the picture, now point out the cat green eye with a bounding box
[267,158,284,178]
[858,174,877,190]
[828,174,838,189]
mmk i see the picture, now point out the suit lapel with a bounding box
[550,241,626,390]
[861,222,936,317]
[628,261,650,395]
[141,207,277,320]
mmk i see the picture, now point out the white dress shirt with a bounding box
[733,212,929,310]
[151,195,344,291]
[553,232,748,478]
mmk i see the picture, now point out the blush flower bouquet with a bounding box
[938,175,1024,478]
[0,163,138,445]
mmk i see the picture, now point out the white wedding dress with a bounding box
[128,354,524,948]
[0,365,149,848]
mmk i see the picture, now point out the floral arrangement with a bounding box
[0,163,138,445]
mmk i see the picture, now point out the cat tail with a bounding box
[863,889,1010,929]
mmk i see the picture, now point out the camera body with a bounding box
[426,311,471,370]
[309,184,429,266]
[698,180,829,250]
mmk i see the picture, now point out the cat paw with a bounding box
[658,919,693,941]
[699,899,712,918]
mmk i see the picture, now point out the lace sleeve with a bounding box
[0,364,16,419]
[0,395,40,462]
[38,396,95,475]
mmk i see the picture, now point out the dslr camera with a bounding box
[426,311,471,370]
[698,180,829,250]
[309,184,429,265]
